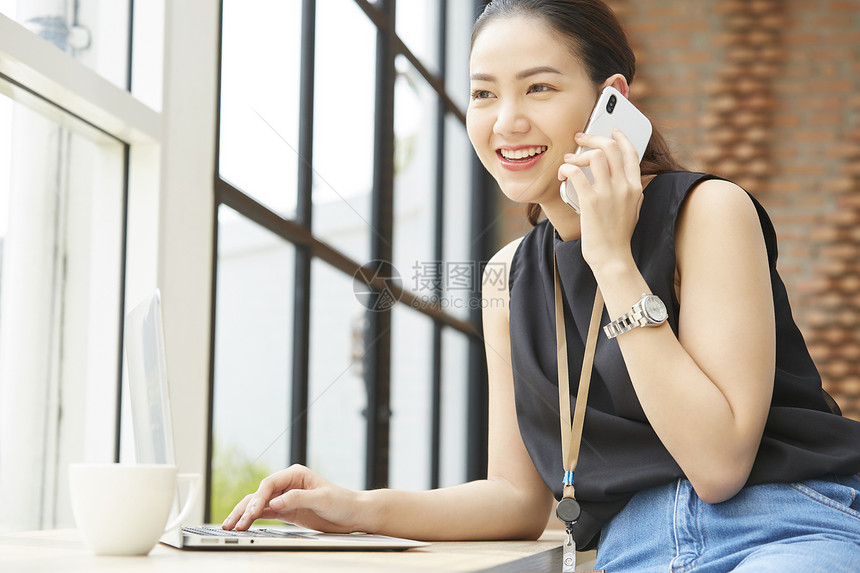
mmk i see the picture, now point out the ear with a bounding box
[601,74,630,98]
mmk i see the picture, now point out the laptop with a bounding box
[124,289,429,551]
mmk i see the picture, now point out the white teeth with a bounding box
[500,146,546,160]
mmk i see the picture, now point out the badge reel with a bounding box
[557,496,580,572]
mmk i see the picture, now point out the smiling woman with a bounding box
[466,15,600,207]
[467,1,860,571]
[469,0,682,229]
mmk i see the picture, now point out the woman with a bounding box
[223,1,860,570]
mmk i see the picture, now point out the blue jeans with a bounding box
[594,475,860,572]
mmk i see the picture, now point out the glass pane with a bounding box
[440,329,469,487]
[395,0,440,75]
[218,0,301,217]
[394,56,439,309]
[443,114,476,320]
[210,205,295,523]
[0,0,131,92]
[307,260,367,491]
[0,93,125,531]
[311,0,375,264]
[444,0,474,116]
[389,306,433,490]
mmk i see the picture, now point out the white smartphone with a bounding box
[560,86,653,213]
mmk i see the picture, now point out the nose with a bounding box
[493,98,530,136]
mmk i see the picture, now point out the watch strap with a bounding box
[602,294,661,339]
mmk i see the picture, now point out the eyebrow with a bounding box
[470,66,564,82]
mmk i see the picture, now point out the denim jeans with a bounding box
[594,474,860,572]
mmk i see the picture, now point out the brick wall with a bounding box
[495,0,860,420]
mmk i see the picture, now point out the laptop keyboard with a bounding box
[183,526,314,539]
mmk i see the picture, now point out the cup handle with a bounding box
[164,473,201,533]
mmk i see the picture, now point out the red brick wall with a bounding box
[495,0,860,420]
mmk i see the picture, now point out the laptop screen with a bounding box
[125,290,177,466]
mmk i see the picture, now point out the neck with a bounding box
[540,196,581,241]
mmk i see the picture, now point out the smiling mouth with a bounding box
[497,146,547,161]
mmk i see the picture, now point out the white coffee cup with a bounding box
[69,463,199,556]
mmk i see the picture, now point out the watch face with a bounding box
[643,295,667,323]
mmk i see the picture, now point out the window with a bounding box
[0,2,134,532]
[0,1,132,93]
[209,0,495,521]
[0,90,126,532]
[0,1,216,533]
[210,206,296,519]
[0,0,495,532]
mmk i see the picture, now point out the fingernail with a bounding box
[574,132,584,138]
[270,497,284,510]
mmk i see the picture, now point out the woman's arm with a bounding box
[600,184,774,504]
[634,179,774,503]
[362,238,554,540]
[562,132,775,504]
[223,238,554,540]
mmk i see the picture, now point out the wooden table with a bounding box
[0,528,598,572]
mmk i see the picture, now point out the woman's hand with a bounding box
[558,128,644,274]
[221,464,364,533]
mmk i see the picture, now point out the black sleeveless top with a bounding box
[508,171,860,550]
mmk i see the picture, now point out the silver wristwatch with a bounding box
[603,293,667,339]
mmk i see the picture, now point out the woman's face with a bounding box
[467,15,599,205]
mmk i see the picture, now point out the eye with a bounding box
[528,84,553,94]
[470,89,494,101]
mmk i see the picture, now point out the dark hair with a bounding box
[471,0,684,226]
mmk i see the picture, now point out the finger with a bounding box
[575,131,625,183]
[560,164,594,210]
[611,128,644,183]
[234,487,275,530]
[221,494,254,530]
[571,131,610,151]
[257,488,337,533]
[257,465,313,501]
[559,153,582,180]
[576,148,612,192]
[558,162,589,187]
[235,465,311,529]
[269,487,322,514]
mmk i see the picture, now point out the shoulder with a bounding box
[676,178,768,272]
[481,236,525,319]
[488,236,525,267]
[678,178,761,237]
[639,172,738,235]
[483,236,525,294]
[684,177,754,207]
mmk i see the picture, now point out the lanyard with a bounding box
[553,252,604,497]
[553,251,604,571]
